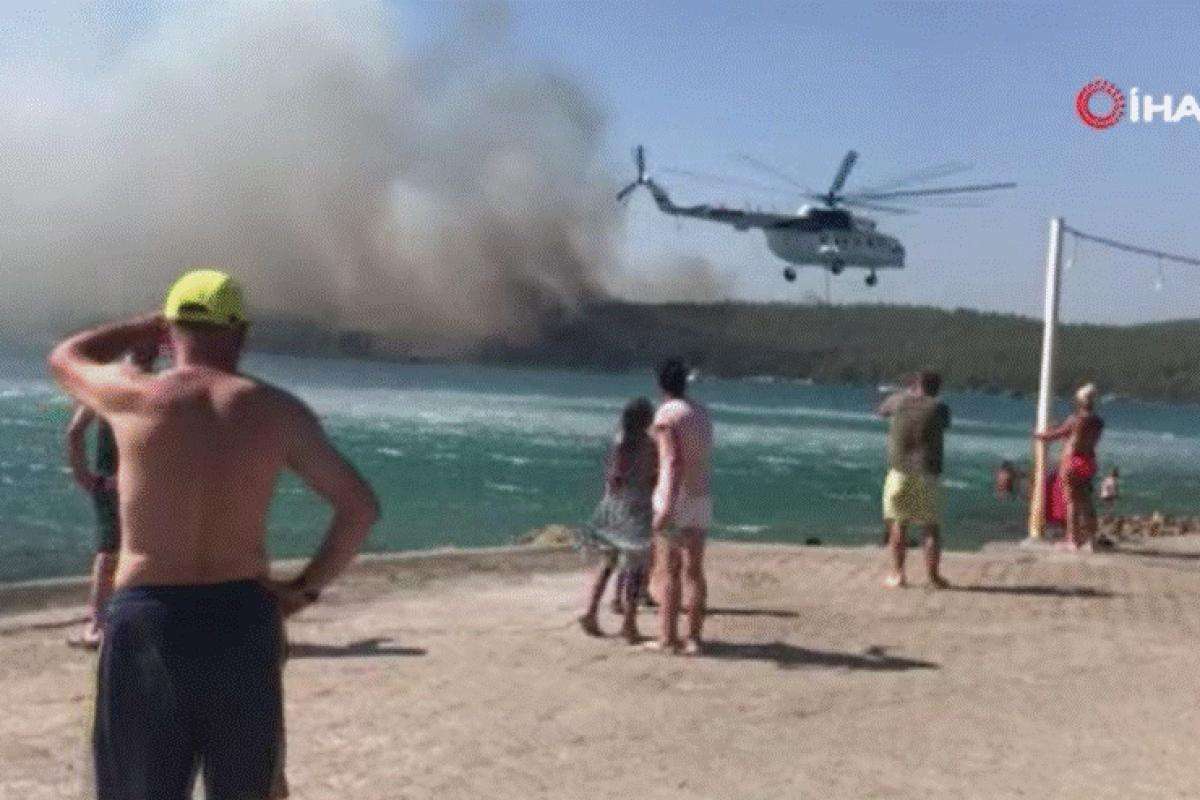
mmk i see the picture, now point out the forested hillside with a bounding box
[482,302,1200,402]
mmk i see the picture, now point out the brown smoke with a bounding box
[608,255,733,304]
[0,2,637,350]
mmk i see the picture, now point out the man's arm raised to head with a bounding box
[284,397,380,599]
[47,314,162,414]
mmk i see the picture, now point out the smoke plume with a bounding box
[0,2,632,351]
[609,256,732,304]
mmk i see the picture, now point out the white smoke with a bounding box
[0,2,631,351]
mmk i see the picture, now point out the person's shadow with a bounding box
[704,607,800,619]
[1119,548,1200,562]
[951,585,1116,598]
[287,637,426,659]
[699,641,938,671]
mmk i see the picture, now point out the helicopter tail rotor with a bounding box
[617,145,649,203]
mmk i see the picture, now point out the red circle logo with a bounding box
[1076,78,1125,129]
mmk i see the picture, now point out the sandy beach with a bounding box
[3,538,1199,800]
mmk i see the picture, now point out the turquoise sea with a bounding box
[2,351,1198,583]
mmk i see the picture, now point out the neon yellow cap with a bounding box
[163,269,248,327]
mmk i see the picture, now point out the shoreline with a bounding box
[0,543,582,617]
[1,525,1186,617]
[2,510,1186,605]
[0,539,865,617]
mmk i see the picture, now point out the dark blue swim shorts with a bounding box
[94,580,284,799]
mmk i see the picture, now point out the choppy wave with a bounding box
[485,482,538,495]
[490,453,534,466]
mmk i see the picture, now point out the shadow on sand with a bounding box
[287,637,426,659]
[952,585,1117,598]
[1118,548,1200,562]
[700,641,938,672]
[0,614,89,636]
[704,607,800,619]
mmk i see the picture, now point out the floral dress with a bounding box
[578,436,657,569]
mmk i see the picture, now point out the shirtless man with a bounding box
[65,344,157,649]
[1036,383,1104,551]
[47,269,379,800]
[649,359,713,656]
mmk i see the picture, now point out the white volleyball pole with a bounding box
[1028,217,1065,540]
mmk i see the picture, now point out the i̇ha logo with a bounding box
[1076,77,1200,129]
[1076,79,1124,129]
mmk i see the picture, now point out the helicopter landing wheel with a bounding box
[783,267,797,283]
[865,270,878,287]
[830,262,844,276]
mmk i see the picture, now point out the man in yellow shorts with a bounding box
[878,371,951,589]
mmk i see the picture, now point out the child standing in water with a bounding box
[578,399,657,644]
[1100,468,1120,511]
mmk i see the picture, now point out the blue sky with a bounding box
[402,1,1200,324]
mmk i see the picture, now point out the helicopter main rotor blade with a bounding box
[853,160,973,195]
[732,154,813,193]
[828,150,859,196]
[892,196,995,209]
[840,199,913,215]
[659,168,795,196]
[846,181,1016,201]
[916,200,991,209]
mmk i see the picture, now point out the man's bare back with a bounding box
[108,366,334,588]
[1066,412,1104,459]
[1043,411,1104,466]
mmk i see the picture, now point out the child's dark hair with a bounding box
[620,398,654,445]
[918,370,942,397]
[657,358,689,397]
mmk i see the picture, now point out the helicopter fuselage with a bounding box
[761,206,905,269]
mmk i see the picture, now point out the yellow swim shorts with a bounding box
[882,469,942,526]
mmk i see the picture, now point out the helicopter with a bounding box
[617,145,1015,287]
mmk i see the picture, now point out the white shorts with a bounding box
[653,492,713,534]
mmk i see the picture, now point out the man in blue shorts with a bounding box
[48,269,379,799]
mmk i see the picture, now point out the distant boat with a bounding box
[877,383,900,395]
